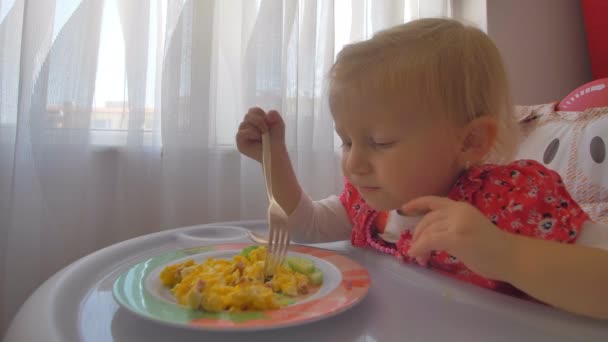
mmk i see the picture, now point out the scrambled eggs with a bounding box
[159,246,317,312]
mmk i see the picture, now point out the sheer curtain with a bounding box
[0,0,450,334]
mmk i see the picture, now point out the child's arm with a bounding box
[504,233,608,319]
[236,108,352,243]
[287,194,352,243]
[403,196,608,320]
[265,140,303,214]
[236,107,302,213]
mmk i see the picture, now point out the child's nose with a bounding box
[345,147,371,175]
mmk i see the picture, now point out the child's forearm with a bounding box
[502,235,608,319]
[271,144,302,214]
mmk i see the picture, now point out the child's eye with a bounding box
[372,141,395,149]
[341,142,352,150]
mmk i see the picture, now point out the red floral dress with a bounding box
[340,160,589,297]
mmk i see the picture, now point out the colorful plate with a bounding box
[112,243,370,331]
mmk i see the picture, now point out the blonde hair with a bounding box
[329,18,518,163]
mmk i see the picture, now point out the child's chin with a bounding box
[362,198,398,212]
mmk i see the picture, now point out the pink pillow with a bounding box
[557,78,608,111]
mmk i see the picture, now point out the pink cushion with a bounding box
[557,78,608,111]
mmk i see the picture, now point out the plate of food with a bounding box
[112,243,370,331]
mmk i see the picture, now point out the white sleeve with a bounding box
[576,221,608,251]
[287,192,352,243]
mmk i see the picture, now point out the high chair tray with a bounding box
[5,220,608,342]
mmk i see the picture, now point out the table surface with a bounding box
[4,220,608,342]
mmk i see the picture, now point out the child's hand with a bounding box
[236,107,285,163]
[402,196,514,281]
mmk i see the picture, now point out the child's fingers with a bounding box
[237,127,262,142]
[401,196,451,215]
[266,110,286,142]
[248,107,266,116]
[408,228,452,260]
[245,108,269,133]
[266,110,284,126]
[238,120,252,130]
[236,123,259,137]
[412,210,446,243]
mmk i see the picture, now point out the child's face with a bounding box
[331,91,465,211]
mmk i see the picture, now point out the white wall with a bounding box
[453,0,487,32]
[486,0,592,105]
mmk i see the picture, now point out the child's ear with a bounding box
[460,117,498,165]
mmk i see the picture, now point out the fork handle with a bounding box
[262,133,273,201]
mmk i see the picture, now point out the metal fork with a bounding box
[261,133,290,277]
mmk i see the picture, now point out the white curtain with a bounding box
[0,0,450,334]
